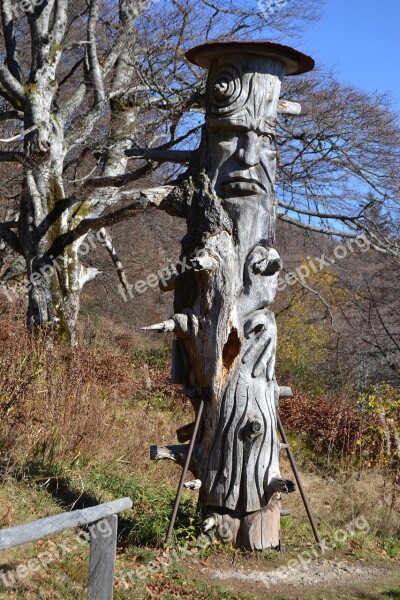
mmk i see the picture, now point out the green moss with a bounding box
[23,83,39,98]
[69,199,93,224]
[49,40,62,63]
[51,113,61,130]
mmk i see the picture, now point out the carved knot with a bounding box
[244,418,263,443]
[252,248,282,276]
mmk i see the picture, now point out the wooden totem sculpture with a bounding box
[150,42,314,550]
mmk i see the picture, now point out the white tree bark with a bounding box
[0,0,168,343]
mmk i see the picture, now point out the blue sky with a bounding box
[299,0,400,111]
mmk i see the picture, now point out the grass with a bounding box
[1,304,400,598]
[64,468,202,547]
[0,477,254,599]
[1,459,400,599]
[131,348,170,370]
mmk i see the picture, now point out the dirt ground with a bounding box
[189,551,400,599]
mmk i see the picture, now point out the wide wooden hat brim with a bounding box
[185,41,315,76]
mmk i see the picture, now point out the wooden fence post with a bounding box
[0,499,132,599]
[87,514,118,600]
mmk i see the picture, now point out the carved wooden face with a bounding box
[206,54,284,203]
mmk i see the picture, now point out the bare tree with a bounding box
[277,72,400,254]
[273,227,400,391]
[335,250,400,388]
[2,0,399,345]
[0,0,324,344]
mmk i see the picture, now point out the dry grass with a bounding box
[279,391,400,539]
[0,298,191,484]
[0,301,399,599]
[1,297,399,539]
[281,459,400,540]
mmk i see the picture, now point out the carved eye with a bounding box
[213,78,230,98]
[260,133,275,144]
[208,64,243,117]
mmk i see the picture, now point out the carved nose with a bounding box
[237,131,260,167]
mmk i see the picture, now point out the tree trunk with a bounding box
[15,16,136,345]
[151,43,313,549]
[19,122,97,346]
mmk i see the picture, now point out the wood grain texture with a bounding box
[88,515,118,600]
[152,47,298,549]
[0,498,132,551]
[150,444,190,468]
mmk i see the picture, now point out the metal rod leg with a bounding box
[165,400,205,545]
[277,414,322,547]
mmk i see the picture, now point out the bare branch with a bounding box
[0,151,24,162]
[87,0,105,106]
[50,0,69,45]
[100,228,130,293]
[102,1,141,75]
[0,110,23,122]
[83,163,154,189]
[278,200,357,222]
[281,267,338,331]
[44,186,175,259]
[277,212,359,239]
[58,57,84,89]
[0,0,22,82]
[125,148,198,163]
[0,223,22,254]
[0,125,38,143]
[0,63,24,104]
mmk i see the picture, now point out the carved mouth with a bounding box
[221,177,266,195]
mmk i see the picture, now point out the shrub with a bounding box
[0,297,136,475]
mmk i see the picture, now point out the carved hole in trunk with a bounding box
[222,328,241,371]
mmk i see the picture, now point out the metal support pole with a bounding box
[277,413,322,547]
[165,399,205,545]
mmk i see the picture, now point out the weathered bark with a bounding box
[1,0,144,344]
[17,19,95,344]
[20,164,98,345]
[150,43,314,549]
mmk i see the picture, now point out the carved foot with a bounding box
[150,444,188,467]
[202,498,281,550]
[269,478,296,494]
[237,499,281,550]
[184,479,202,490]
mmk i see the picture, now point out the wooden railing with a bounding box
[0,498,132,599]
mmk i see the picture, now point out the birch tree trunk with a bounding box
[151,42,314,549]
[0,0,146,345]
[16,4,93,344]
